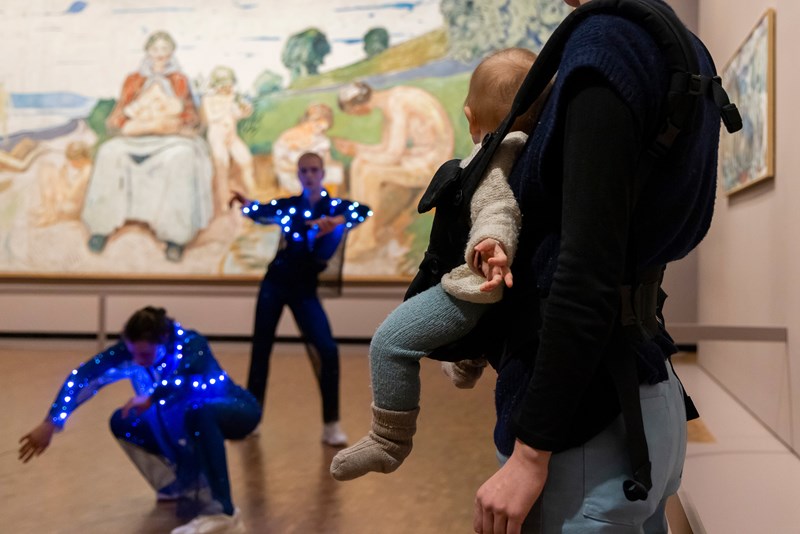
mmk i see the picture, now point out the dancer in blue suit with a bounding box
[231,151,371,447]
[19,306,259,534]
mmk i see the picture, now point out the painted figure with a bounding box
[272,103,344,195]
[34,140,93,226]
[336,82,454,255]
[202,66,256,214]
[81,31,213,263]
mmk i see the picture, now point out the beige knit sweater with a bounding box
[440,131,526,304]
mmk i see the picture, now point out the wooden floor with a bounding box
[1,341,499,534]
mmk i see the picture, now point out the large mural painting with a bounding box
[0,0,569,280]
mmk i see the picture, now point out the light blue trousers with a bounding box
[499,363,687,533]
[370,283,486,411]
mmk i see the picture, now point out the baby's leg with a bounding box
[370,284,484,410]
[331,284,485,480]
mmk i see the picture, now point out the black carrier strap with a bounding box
[442,0,741,503]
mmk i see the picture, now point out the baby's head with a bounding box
[464,47,543,144]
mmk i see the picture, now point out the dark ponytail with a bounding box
[123,306,172,344]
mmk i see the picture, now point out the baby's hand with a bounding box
[473,238,513,292]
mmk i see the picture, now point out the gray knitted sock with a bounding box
[330,404,420,481]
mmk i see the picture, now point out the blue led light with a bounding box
[193,381,200,388]
[59,413,67,420]
[271,199,277,205]
[64,396,71,402]
[346,222,353,228]
[284,226,290,232]
[277,209,282,215]
[367,210,374,216]
[252,204,259,211]
[219,375,225,381]
[72,370,78,375]
[175,379,182,386]
[177,329,184,335]
[352,201,360,207]
[321,190,328,197]
[67,381,74,388]
[209,378,216,385]
[201,384,207,390]
[351,212,358,219]
[304,210,312,218]
[161,380,168,386]
[243,207,250,214]
[159,399,166,405]
[289,207,296,214]
[177,345,182,350]
[348,205,355,210]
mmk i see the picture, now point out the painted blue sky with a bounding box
[1,0,442,98]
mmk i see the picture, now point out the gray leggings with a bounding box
[370,283,487,411]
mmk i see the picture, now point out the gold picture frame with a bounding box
[720,8,776,195]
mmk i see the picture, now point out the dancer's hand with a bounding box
[19,421,57,463]
[122,394,153,418]
[308,215,345,237]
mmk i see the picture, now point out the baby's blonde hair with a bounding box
[465,47,545,135]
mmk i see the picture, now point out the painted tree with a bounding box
[281,28,331,79]
[363,27,390,58]
[253,69,283,96]
[440,0,570,61]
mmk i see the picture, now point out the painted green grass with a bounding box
[240,71,474,158]
[288,28,450,91]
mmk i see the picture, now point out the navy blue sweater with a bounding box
[495,4,721,455]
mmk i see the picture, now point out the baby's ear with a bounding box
[464,106,480,140]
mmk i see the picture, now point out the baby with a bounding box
[331,48,547,481]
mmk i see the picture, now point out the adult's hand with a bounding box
[473,440,551,534]
[19,420,57,463]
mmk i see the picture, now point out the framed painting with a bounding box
[0,0,570,281]
[719,8,775,195]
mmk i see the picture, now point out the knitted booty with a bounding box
[330,404,419,481]
[441,358,488,389]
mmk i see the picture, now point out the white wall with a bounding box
[696,0,800,452]
[0,281,405,343]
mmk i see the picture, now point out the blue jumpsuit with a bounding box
[48,322,260,516]
[240,189,371,423]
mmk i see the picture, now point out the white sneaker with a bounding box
[321,421,348,447]
[171,508,245,534]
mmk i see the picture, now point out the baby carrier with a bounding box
[407,0,742,501]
